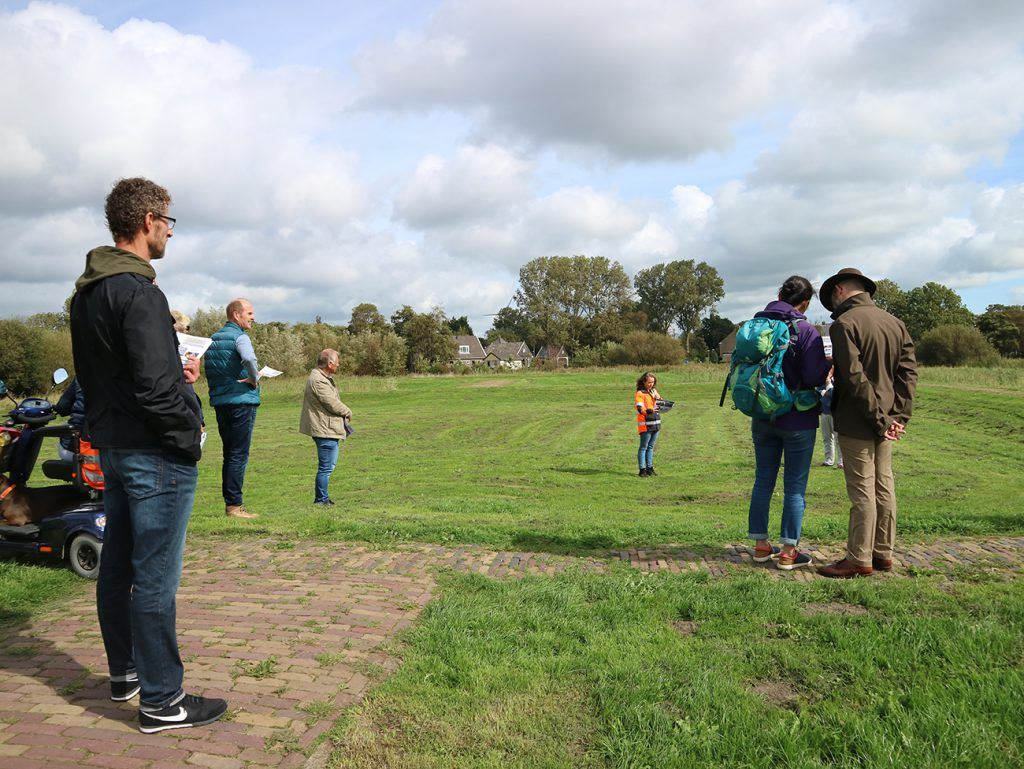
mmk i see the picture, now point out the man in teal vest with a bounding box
[206,299,261,518]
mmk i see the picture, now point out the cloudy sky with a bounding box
[2,0,1023,332]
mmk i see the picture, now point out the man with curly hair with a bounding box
[70,177,228,733]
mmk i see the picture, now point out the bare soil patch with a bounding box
[672,620,699,636]
[749,681,802,709]
[801,602,869,617]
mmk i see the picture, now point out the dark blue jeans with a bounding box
[313,437,339,503]
[748,419,816,546]
[214,404,257,506]
[97,449,197,708]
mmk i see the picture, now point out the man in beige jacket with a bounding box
[299,349,353,506]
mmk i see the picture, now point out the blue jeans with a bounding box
[748,419,816,546]
[638,430,659,469]
[97,449,197,709]
[214,404,257,506]
[313,437,339,502]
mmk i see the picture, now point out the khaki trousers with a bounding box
[837,434,896,567]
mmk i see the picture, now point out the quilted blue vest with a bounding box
[205,322,260,407]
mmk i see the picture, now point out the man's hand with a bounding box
[237,377,258,388]
[884,421,906,441]
[183,354,200,384]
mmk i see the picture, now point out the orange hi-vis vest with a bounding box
[635,388,661,434]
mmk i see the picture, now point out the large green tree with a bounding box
[699,313,735,360]
[389,305,416,338]
[976,304,1024,358]
[484,307,535,348]
[870,278,905,316]
[348,303,390,335]
[514,255,632,351]
[402,307,457,371]
[898,282,974,341]
[634,259,724,350]
[447,315,474,336]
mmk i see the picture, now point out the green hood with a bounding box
[74,246,156,291]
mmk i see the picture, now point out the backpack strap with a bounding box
[719,364,732,407]
[786,319,800,349]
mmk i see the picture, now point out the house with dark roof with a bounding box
[533,344,570,367]
[453,335,487,365]
[483,339,533,369]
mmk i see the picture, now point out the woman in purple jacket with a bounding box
[748,276,831,570]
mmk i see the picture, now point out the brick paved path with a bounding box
[0,536,1020,768]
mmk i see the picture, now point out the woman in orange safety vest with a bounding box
[635,372,661,477]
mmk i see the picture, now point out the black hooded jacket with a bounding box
[70,247,202,462]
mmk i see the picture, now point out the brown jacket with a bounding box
[829,292,918,440]
[298,368,352,439]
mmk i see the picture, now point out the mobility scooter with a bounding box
[0,369,105,579]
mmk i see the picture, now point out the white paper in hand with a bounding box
[176,332,213,360]
[258,366,283,378]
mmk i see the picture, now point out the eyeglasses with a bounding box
[153,213,176,230]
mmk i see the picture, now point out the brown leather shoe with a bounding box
[872,556,893,572]
[226,504,259,519]
[817,558,873,579]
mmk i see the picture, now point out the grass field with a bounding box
[333,568,1024,768]
[2,364,1022,768]
[187,364,1024,552]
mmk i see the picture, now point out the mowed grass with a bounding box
[189,364,1024,552]
[331,568,1024,769]
[2,365,1022,767]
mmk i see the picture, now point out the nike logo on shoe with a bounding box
[143,707,188,722]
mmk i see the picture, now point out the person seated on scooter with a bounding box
[54,376,86,462]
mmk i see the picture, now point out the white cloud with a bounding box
[0,3,365,226]
[393,143,533,228]
[671,185,715,234]
[2,0,1024,332]
[405,179,657,274]
[946,185,1024,272]
[621,218,679,266]
[355,0,861,160]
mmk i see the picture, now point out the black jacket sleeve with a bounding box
[122,284,202,461]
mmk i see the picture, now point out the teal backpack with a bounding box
[719,318,818,420]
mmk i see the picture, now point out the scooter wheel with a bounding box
[68,533,102,580]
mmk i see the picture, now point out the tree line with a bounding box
[1,260,1021,393]
[870,279,1023,365]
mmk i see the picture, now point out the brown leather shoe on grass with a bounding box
[226,505,259,519]
[817,558,873,579]
[872,556,893,572]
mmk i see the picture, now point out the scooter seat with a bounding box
[42,459,75,483]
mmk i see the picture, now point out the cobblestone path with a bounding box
[0,536,1020,768]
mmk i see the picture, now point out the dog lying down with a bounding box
[0,478,87,526]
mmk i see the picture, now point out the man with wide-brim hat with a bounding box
[817,267,918,579]
[819,267,877,313]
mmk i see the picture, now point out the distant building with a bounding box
[533,344,570,367]
[453,335,486,364]
[484,339,533,369]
